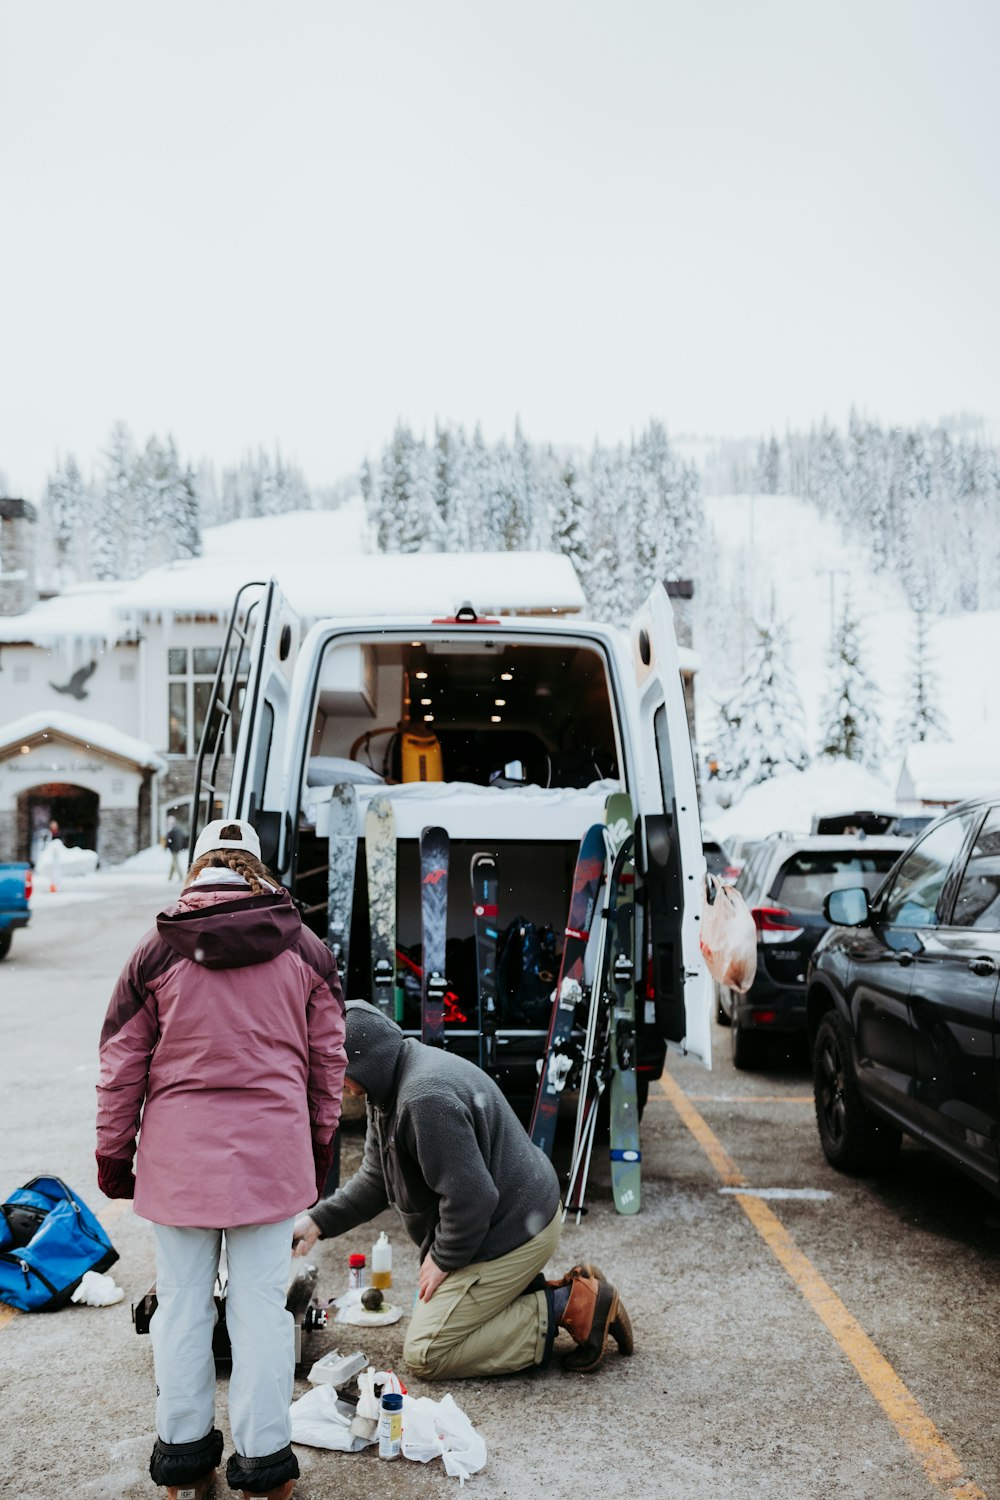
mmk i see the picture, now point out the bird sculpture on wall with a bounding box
[50,660,98,699]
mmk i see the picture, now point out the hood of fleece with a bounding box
[344,1001,407,1107]
[156,884,302,970]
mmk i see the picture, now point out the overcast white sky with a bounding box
[1,0,998,497]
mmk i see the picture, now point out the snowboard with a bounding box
[608,835,641,1215]
[326,783,359,991]
[365,796,397,1019]
[471,852,500,1075]
[529,822,607,1157]
[420,826,449,1047]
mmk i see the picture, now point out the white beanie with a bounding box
[191,818,262,865]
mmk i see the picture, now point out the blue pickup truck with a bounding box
[0,864,32,960]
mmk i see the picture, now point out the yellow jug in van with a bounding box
[400,726,444,783]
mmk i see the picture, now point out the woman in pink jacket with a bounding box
[96,820,346,1500]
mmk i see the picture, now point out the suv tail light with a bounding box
[752,905,804,943]
[24,870,32,901]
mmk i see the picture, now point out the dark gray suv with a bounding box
[808,797,1000,1196]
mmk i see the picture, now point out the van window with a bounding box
[304,634,619,795]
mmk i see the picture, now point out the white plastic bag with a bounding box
[289,1384,376,1452]
[70,1270,125,1307]
[400,1392,488,1484]
[699,874,757,993]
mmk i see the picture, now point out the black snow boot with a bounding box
[149,1428,223,1495]
[225,1443,299,1496]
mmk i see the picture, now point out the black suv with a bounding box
[808,797,1000,1196]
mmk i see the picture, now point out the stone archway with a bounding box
[16,783,99,863]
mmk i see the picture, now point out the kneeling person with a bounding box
[293,1001,633,1379]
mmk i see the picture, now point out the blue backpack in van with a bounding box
[0,1176,118,1312]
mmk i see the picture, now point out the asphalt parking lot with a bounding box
[2,876,1000,1500]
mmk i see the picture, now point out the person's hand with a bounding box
[292,1214,321,1257]
[418,1254,448,1301]
[95,1151,136,1200]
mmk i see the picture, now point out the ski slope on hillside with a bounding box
[697,493,1000,757]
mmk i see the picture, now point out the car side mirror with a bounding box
[824,886,871,927]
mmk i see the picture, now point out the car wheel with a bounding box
[812,1011,901,1173]
[731,1010,761,1070]
[715,984,732,1027]
[0,931,11,961]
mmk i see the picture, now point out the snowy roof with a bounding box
[0,710,166,771]
[709,761,899,843]
[0,505,590,642]
[116,546,588,621]
[896,737,1000,806]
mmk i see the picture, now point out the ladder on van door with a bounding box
[187,581,266,863]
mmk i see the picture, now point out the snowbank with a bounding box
[115,843,174,874]
[34,839,99,879]
[710,761,898,844]
[897,735,1000,806]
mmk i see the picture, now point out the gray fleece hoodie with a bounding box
[310,1002,559,1270]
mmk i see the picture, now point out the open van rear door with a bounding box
[230,578,302,874]
[630,583,711,1067]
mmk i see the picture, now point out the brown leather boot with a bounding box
[240,1485,294,1500]
[557,1268,630,1372]
[550,1264,634,1356]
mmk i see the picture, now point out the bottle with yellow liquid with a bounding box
[371,1231,392,1291]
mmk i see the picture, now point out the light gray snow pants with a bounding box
[150,1218,296,1459]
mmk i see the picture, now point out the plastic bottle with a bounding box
[348,1253,366,1291]
[378,1392,403,1459]
[370,1231,392,1291]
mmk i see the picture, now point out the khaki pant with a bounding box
[403,1209,562,1380]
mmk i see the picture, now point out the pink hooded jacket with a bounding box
[96,881,346,1228]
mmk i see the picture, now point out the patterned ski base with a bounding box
[471,852,500,1074]
[365,795,397,1018]
[327,783,358,990]
[529,822,607,1156]
[420,825,449,1047]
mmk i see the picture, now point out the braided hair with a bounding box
[183,823,280,895]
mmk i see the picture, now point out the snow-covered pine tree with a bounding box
[91,422,136,580]
[550,456,589,590]
[583,442,623,621]
[894,609,948,748]
[716,615,810,789]
[505,419,534,551]
[44,454,88,585]
[817,600,882,766]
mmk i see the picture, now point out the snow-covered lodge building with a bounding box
[0,499,701,865]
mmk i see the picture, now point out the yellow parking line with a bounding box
[658,1072,987,1500]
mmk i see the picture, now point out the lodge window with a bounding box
[168,647,247,756]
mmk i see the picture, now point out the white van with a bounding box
[193,578,711,1110]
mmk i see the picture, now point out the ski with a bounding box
[420,825,449,1047]
[608,835,641,1215]
[566,793,634,1194]
[529,822,607,1157]
[365,796,397,1020]
[471,852,500,1075]
[326,783,359,991]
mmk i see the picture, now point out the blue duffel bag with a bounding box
[0,1175,119,1312]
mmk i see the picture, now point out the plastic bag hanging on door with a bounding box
[699,875,757,993]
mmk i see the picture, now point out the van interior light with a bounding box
[491,714,502,723]
[500,671,513,681]
[415,670,428,680]
[494,698,506,707]
[420,697,432,706]
[424,714,435,723]
[411,641,422,647]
